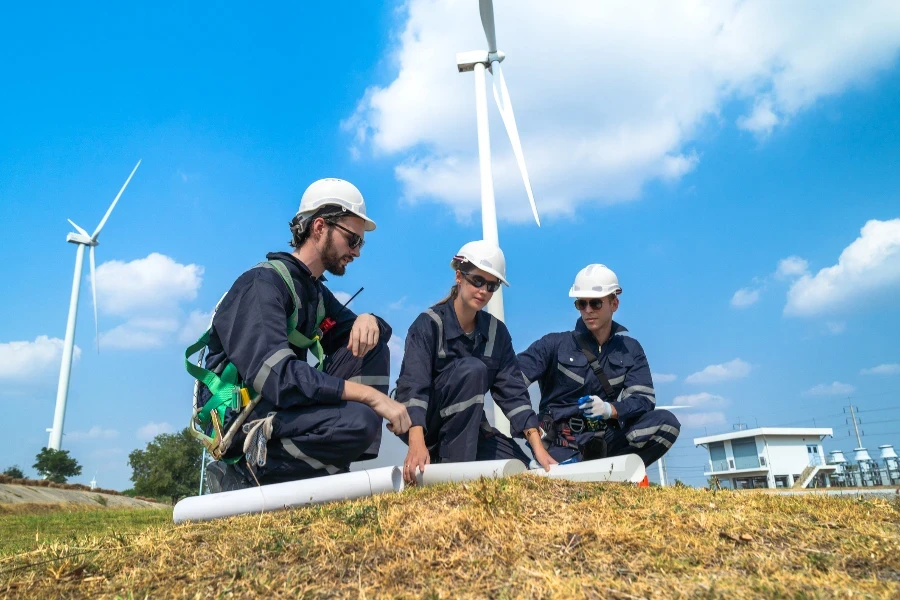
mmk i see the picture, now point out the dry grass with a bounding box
[1,476,898,599]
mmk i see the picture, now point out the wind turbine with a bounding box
[47,160,141,450]
[457,0,540,434]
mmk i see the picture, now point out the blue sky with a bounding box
[1,2,899,490]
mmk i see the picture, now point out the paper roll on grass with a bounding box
[415,459,527,486]
[173,466,403,524]
[529,455,646,483]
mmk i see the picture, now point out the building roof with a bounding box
[693,427,833,446]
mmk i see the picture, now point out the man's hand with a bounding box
[348,314,380,358]
[525,427,558,472]
[366,390,412,435]
[577,395,614,420]
[403,426,430,485]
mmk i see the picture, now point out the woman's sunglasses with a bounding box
[460,271,501,293]
[574,298,605,311]
[329,222,365,250]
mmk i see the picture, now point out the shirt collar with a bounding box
[574,318,628,339]
[434,301,491,342]
[265,251,327,282]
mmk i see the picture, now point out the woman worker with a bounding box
[395,240,556,484]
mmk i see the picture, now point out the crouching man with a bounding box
[517,264,679,467]
[199,178,410,492]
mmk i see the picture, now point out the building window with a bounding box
[774,476,789,488]
[709,442,728,471]
[732,438,761,469]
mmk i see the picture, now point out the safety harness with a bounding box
[186,258,326,462]
[538,332,618,460]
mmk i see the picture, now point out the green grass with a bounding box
[0,506,171,556]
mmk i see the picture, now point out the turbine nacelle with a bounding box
[456,50,505,73]
[65,232,95,246]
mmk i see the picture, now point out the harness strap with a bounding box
[573,333,616,399]
[260,260,326,370]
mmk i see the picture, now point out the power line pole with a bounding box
[846,402,863,447]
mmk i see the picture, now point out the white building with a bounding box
[694,428,835,489]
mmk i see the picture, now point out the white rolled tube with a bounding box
[173,466,403,524]
[530,455,646,483]
[415,459,526,486]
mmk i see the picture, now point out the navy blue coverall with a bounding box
[395,301,541,464]
[200,252,390,483]
[517,319,680,466]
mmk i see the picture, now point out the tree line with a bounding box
[2,428,203,504]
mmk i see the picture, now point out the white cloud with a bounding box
[731,287,760,308]
[389,296,409,311]
[776,255,810,280]
[785,219,900,316]
[685,359,751,384]
[0,336,81,382]
[137,422,175,441]
[347,1,900,220]
[803,381,855,396]
[100,317,180,350]
[861,363,900,375]
[332,291,353,306]
[654,373,677,383]
[671,392,728,407]
[95,253,203,316]
[66,426,119,442]
[737,97,779,135]
[178,310,213,344]
[825,321,846,335]
[679,412,727,429]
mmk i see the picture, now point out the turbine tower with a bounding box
[457,0,540,434]
[47,160,141,450]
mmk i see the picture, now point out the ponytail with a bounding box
[435,284,459,305]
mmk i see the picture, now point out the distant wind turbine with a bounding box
[457,0,540,435]
[47,161,141,450]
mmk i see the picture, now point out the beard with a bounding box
[321,229,349,276]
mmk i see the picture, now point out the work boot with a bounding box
[205,460,251,494]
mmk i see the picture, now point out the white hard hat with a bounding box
[569,264,621,298]
[297,178,376,231]
[450,240,510,286]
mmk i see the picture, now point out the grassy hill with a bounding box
[1,476,898,598]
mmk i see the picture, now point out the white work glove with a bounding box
[577,395,613,420]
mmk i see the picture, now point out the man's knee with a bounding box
[341,402,382,447]
[656,409,681,441]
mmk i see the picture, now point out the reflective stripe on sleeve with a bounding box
[251,348,295,395]
[348,375,391,387]
[506,404,533,419]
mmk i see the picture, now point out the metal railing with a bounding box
[734,456,761,470]
[709,459,729,472]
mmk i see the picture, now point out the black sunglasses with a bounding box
[574,298,605,311]
[460,271,501,293]
[329,222,365,249]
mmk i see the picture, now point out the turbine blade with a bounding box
[90,245,99,352]
[67,219,89,237]
[491,63,541,227]
[92,159,141,239]
[479,0,497,53]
